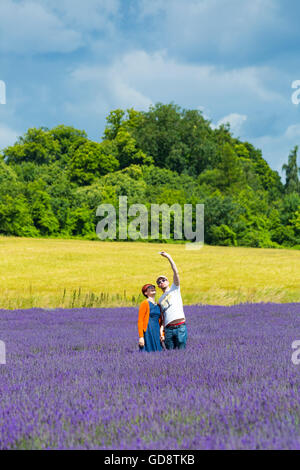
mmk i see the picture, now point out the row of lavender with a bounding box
[0,303,300,449]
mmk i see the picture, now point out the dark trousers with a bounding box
[164,324,187,350]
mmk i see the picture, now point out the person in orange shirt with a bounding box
[138,284,164,352]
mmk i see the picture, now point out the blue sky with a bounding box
[1,0,300,178]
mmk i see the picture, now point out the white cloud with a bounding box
[284,124,300,139]
[66,49,284,121]
[215,113,247,136]
[197,106,211,121]
[66,52,162,116]
[0,0,82,54]
[252,125,300,176]
[109,79,153,110]
[137,0,283,62]
[0,0,297,182]
[64,48,296,178]
[0,124,19,150]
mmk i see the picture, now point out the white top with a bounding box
[159,283,185,327]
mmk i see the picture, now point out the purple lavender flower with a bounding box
[0,303,299,449]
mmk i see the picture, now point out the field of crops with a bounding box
[1,302,300,449]
[0,236,299,309]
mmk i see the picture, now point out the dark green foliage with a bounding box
[210,224,237,246]
[49,125,87,157]
[26,181,60,235]
[3,127,61,165]
[131,103,218,176]
[68,206,95,237]
[0,104,299,248]
[0,194,39,237]
[243,142,284,198]
[103,109,153,169]
[282,146,300,194]
[68,141,119,185]
[217,143,244,193]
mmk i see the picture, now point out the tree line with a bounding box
[0,103,299,248]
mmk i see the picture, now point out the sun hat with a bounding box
[141,284,155,297]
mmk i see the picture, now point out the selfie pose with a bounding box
[157,251,187,350]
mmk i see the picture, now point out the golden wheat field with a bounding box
[0,236,299,309]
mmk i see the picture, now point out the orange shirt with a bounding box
[138,299,163,338]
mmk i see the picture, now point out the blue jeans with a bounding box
[164,324,187,350]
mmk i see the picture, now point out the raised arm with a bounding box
[159,251,180,286]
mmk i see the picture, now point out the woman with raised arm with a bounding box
[138,284,164,352]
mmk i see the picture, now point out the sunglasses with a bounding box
[157,278,167,284]
[146,285,156,290]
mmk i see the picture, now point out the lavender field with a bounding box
[0,303,300,450]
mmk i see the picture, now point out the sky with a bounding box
[1,0,300,179]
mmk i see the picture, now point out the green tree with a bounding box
[282,146,300,194]
[132,103,183,169]
[69,206,95,237]
[217,143,243,193]
[165,142,189,173]
[69,141,119,185]
[26,181,60,235]
[132,103,217,176]
[198,168,223,190]
[0,156,19,184]
[279,192,300,226]
[103,108,152,169]
[210,224,237,246]
[103,109,126,140]
[0,195,39,236]
[4,127,61,165]
[290,207,300,236]
[203,192,244,245]
[242,142,283,198]
[100,169,147,203]
[50,125,88,165]
[113,128,153,169]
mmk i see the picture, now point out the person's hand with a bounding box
[160,327,165,342]
[159,251,171,259]
[139,337,145,347]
